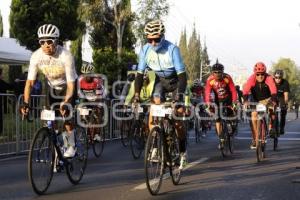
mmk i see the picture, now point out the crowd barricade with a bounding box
[0,94,127,156]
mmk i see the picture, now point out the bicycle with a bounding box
[219,106,236,158]
[27,107,88,195]
[273,106,281,151]
[144,102,182,195]
[120,107,132,147]
[130,103,148,159]
[78,105,105,157]
[255,103,268,162]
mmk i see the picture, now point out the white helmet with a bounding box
[144,20,165,36]
[81,63,94,74]
[37,24,60,39]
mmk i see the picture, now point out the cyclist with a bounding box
[134,20,188,169]
[78,63,106,141]
[273,69,290,135]
[190,79,208,136]
[125,69,155,106]
[243,62,277,149]
[190,79,205,105]
[21,24,78,158]
[120,72,136,102]
[204,62,238,149]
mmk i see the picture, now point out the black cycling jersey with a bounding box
[251,82,272,102]
[275,78,290,105]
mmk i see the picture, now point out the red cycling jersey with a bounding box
[242,73,277,101]
[191,86,204,98]
[79,77,105,100]
[205,73,237,103]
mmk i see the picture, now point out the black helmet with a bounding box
[127,73,136,82]
[274,69,284,78]
[211,62,224,72]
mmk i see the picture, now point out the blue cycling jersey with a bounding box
[137,39,185,78]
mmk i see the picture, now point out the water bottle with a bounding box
[184,88,190,107]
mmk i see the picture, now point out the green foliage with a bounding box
[92,48,137,85]
[70,37,82,73]
[0,10,3,36]
[271,58,300,102]
[178,28,188,69]
[133,0,169,45]
[9,0,84,51]
[201,42,211,82]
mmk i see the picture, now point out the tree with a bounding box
[9,0,84,51]
[0,10,3,36]
[271,58,300,102]
[85,0,133,61]
[200,41,211,82]
[186,25,201,84]
[86,0,136,82]
[178,28,188,70]
[133,0,169,46]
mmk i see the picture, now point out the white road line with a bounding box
[236,137,300,141]
[0,155,27,162]
[238,131,299,135]
[132,157,209,191]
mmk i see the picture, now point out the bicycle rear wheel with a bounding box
[92,127,105,157]
[28,127,55,195]
[144,126,164,195]
[66,126,88,184]
[130,121,144,159]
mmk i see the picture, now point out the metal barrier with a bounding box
[0,94,126,156]
[0,93,18,156]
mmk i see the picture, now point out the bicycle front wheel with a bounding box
[144,126,164,195]
[220,122,230,158]
[256,119,265,162]
[169,131,182,185]
[66,126,88,184]
[92,127,105,157]
[194,117,201,143]
[121,120,131,147]
[28,127,55,195]
[130,121,144,159]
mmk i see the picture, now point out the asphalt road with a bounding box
[1,112,300,200]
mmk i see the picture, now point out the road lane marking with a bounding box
[238,131,299,135]
[132,157,209,191]
[236,136,300,141]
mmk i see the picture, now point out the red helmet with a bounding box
[254,62,266,74]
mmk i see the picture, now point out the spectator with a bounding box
[0,68,14,134]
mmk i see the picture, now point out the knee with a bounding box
[153,97,161,105]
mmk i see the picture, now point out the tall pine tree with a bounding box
[200,40,210,82]
[178,28,188,70]
[186,25,201,84]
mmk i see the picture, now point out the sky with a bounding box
[2,0,300,76]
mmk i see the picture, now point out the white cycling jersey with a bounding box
[27,45,78,89]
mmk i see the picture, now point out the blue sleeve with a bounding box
[172,46,185,74]
[137,46,148,74]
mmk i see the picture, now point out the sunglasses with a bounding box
[39,39,55,45]
[275,76,281,79]
[213,71,222,74]
[147,37,162,43]
[256,73,265,77]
